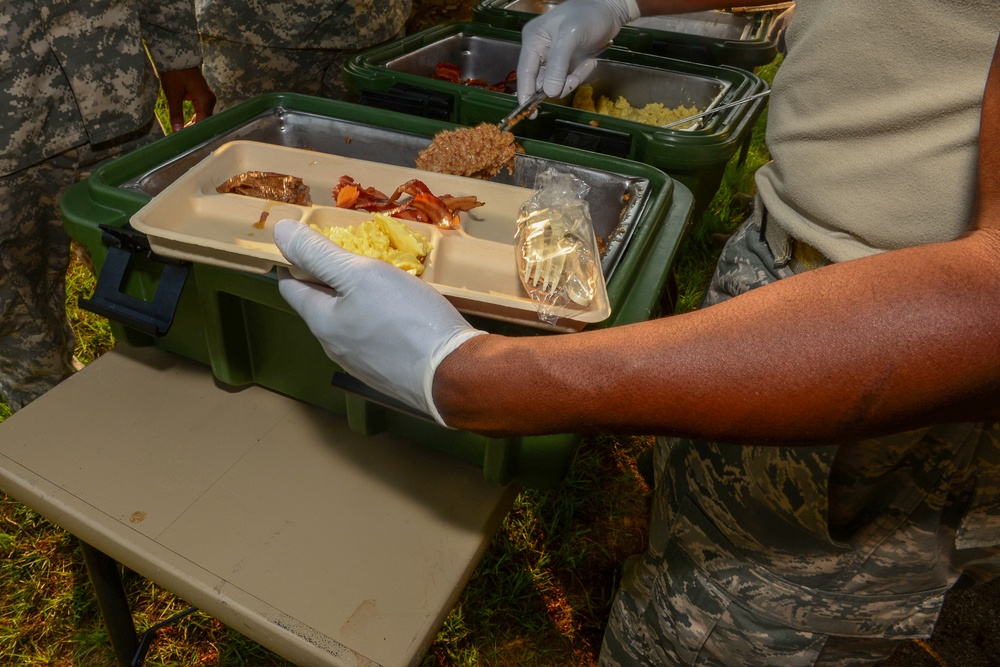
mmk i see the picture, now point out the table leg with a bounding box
[79,540,139,667]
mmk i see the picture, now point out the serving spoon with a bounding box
[498,90,549,133]
[661,89,771,129]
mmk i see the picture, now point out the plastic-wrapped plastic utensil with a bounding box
[515,168,602,324]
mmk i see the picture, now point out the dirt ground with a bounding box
[879,576,1000,667]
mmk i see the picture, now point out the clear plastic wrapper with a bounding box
[515,168,603,325]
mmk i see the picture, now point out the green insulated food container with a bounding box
[61,92,694,489]
[342,22,768,222]
[472,0,782,70]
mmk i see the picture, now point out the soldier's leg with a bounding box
[601,206,813,667]
[0,117,164,410]
[0,161,76,410]
[601,432,998,667]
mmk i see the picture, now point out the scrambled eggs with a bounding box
[314,213,431,276]
[572,84,700,128]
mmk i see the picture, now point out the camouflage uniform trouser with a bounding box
[600,199,1000,666]
[199,31,402,111]
[0,119,162,411]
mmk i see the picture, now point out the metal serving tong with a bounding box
[498,90,548,133]
[661,89,771,129]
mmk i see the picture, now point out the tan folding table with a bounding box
[0,345,517,666]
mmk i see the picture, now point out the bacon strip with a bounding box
[431,61,517,94]
[332,175,484,229]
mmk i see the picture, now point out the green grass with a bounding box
[65,247,117,365]
[422,435,654,666]
[673,55,780,313]
[0,56,779,665]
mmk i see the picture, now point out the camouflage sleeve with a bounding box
[138,0,203,73]
[195,0,410,51]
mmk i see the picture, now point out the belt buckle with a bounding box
[791,240,828,271]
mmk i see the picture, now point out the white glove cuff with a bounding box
[621,0,640,22]
[423,329,489,427]
[595,0,640,26]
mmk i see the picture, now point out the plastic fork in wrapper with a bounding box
[515,168,602,325]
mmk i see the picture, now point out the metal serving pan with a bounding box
[628,12,758,40]
[383,34,731,129]
[120,108,650,283]
[472,1,780,70]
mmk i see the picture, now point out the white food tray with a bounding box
[129,140,611,332]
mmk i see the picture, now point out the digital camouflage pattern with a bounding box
[195,0,410,50]
[197,38,364,110]
[1,0,202,176]
[196,0,410,110]
[0,0,200,409]
[0,156,77,410]
[599,207,1000,666]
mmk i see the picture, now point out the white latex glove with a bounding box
[272,219,486,425]
[516,0,640,104]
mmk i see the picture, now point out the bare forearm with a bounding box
[435,36,1000,443]
[434,232,1000,442]
[636,1,780,15]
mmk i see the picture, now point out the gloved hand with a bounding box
[516,0,640,104]
[272,219,486,425]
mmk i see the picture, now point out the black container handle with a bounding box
[79,224,189,337]
[549,119,633,159]
[358,84,455,122]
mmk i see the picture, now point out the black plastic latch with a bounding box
[330,371,435,423]
[78,224,189,337]
[358,84,455,121]
[549,119,632,159]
